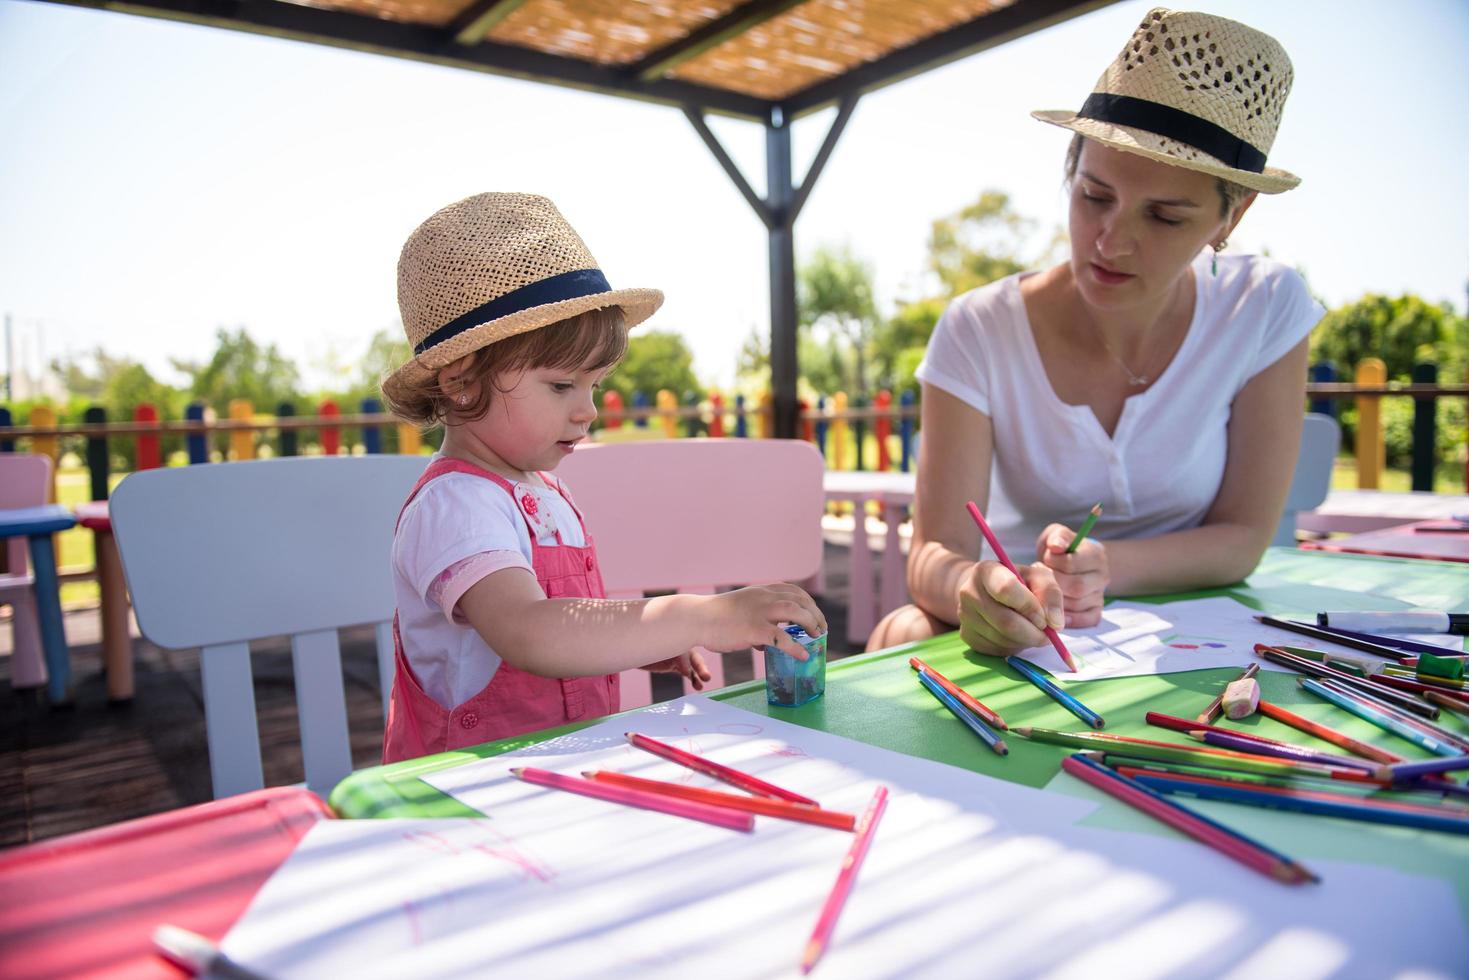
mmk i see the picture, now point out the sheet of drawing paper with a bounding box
[1019,596,1461,682]
[222,697,1466,978]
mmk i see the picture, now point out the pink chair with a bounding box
[0,454,54,690]
[557,438,826,709]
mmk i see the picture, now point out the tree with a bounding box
[1310,294,1467,383]
[603,330,702,407]
[799,245,879,399]
[172,327,303,412]
[927,190,1060,297]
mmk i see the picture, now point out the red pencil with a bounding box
[511,767,754,832]
[801,786,889,973]
[908,657,1007,729]
[1147,710,1289,745]
[581,770,857,831]
[965,501,1078,672]
[1062,755,1317,884]
[1256,700,1404,765]
[1196,663,1260,724]
[625,732,819,806]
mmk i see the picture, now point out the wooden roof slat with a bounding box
[630,0,808,81]
[451,0,531,45]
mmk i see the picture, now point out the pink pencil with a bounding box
[511,767,755,832]
[626,732,819,806]
[965,501,1079,672]
[800,786,889,974]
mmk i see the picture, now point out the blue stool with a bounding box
[0,504,77,704]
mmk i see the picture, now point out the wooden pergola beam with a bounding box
[630,0,808,82]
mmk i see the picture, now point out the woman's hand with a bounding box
[1036,524,1109,628]
[699,584,827,660]
[958,559,1064,657]
[641,650,714,690]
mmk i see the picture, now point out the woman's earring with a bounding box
[457,392,470,407]
[1211,239,1227,277]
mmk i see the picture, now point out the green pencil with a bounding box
[1066,503,1103,554]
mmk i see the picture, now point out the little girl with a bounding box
[379,193,826,763]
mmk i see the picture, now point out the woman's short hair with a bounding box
[382,305,628,427]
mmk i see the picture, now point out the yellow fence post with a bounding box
[397,423,422,455]
[656,389,677,438]
[228,399,256,461]
[1355,358,1385,489]
[831,392,849,471]
[27,404,59,501]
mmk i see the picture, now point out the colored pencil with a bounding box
[1254,615,1410,661]
[153,925,268,980]
[1196,663,1260,724]
[908,656,1007,729]
[1061,754,1317,883]
[1148,710,1292,746]
[801,786,889,974]
[1370,672,1469,704]
[579,771,857,831]
[1118,766,1469,836]
[1384,756,1469,781]
[1278,645,1378,677]
[511,767,755,832]
[1298,680,1464,757]
[1255,644,1439,719]
[1306,623,1463,657]
[1014,726,1383,783]
[1380,665,1466,687]
[916,670,1009,755]
[1257,699,1404,764]
[966,500,1078,672]
[1427,690,1469,719]
[625,732,819,806]
[1188,728,1381,772]
[1006,656,1104,728]
[1066,502,1103,554]
[1312,680,1469,753]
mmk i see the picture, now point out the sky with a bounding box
[2,0,1467,394]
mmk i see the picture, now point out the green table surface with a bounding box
[330,548,1469,907]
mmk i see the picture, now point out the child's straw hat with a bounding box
[1032,8,1298,193]
[389,192,663,387]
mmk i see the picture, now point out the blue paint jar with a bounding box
[764,625,827,707]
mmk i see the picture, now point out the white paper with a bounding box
[1019,596,1462,682]
[222,697,1467,979]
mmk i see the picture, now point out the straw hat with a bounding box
[389,192,663,388]
[1032,8,1298,193]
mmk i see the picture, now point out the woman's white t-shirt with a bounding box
[392,460,587,709]
[914,253,1324,559]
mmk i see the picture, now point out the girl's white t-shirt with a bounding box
[914,253,1324,559]
[392,460,588,709]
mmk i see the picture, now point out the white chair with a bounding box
[558,438,826,708]
[1274,412,1341,547]
[109,455,429,799]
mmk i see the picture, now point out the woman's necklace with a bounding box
[1097,334,1153,387]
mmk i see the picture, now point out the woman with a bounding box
[869,8,1323,656]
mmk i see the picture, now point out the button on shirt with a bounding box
[915,253,1324,559]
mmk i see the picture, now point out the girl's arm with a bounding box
[456,569,827,678]
[1068,337,1312,595]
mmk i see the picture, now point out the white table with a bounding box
[1297,489,1469,534]
[823,471,916,645]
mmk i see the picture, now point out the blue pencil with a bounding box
[1301,679,1463,757]
[1130,770,1469,836]
[1007,656,1105,729]
[1385,756,1469,781]
[917,670,1008,755]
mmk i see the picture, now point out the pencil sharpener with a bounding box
[764,625,827,707]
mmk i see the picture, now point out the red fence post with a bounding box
[708,391,725,438]
[320,400,341,456]
[134,403,162,470]
[875,389,892,472]
[602,390,624,430]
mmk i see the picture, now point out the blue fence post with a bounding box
[361,397,383,454]
[1309,361,1336,418]
[815,396,828,458]
[853,395,867,471]
[0,406,12,451]
[734,395,747,438]
[632,390,649,428]
[186,401,208,464]
[1411,362,1437,492]
[899,390,915,472]
[277,402,298,457]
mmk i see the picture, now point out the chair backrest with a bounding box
[0,454,52,580]
[110,455,429,798]
[557,439,826,704]
[1274,412,1341,547]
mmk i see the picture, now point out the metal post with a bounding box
[766,107,798,439]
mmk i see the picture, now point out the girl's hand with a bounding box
[958,559,1064,657]
[641,650,714,690]
[1036,524,1109,628]
[700,584,827,660]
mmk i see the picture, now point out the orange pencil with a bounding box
[581,770,857,831]
[801,786,889,973]
[625,732,819,806]
[1257,699,1403,764]
[511,767,754,832]
[965,501,1078,672]
[908,657,1007,729]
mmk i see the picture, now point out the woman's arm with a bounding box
[1094,336,1311,594]
[455,569,827,678]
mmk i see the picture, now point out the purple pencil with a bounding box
[1189,729,1382,773]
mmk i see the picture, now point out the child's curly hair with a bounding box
[382,305,628,427]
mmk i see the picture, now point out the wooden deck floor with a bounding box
[0,540,870,846]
